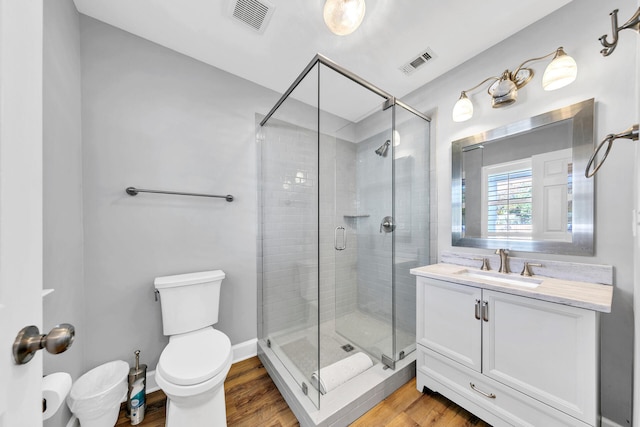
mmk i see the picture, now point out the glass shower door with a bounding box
[318,63,395,367]
[392,104,430,360]
[259,63,321,409]
[339,122,395,365]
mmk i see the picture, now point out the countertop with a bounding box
[411,263,613,313]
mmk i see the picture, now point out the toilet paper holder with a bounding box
[13,323,75,365]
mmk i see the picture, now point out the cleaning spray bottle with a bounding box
[127,350,147,425]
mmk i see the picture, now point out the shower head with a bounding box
[375,140,391,157]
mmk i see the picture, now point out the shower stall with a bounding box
[257,54,430,426]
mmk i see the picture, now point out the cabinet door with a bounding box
[482,290,598,424]
[417,277,482,371]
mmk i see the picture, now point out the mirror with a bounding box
[452,98,594,255]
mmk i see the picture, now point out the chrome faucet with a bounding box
[496,249,509,273]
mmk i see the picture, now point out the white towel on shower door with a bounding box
[310,352,373,394]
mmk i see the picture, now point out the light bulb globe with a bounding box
[452,94,473,122]
[323,0,366,36]
[543,51,577,91]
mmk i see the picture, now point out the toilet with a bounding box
[154,270,232,426]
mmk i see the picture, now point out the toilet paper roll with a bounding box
[42,372,72,420]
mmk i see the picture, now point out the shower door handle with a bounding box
[334,226,346,251]
[379,216,395,233]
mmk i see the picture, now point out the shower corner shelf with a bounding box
[343,214,370,218]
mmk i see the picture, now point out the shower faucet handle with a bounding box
[380,216,395,233]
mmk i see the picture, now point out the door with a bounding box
[531,148,572,242]
[482,290,597,424]
[0,1,44,426]
[634,6,640,423]
[417,278,482,371]
[318,63,395,365]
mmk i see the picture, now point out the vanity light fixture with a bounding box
[323,0,366,36]
[452,47,578,123]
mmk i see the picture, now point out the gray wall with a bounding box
[43,0,84,425]
[79,16,278,371]
[400,0,637,423]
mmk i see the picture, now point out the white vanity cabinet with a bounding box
[416,276,599,426]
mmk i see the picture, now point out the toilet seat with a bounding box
[158,327,231,386]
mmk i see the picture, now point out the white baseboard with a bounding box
[147,369,160,393]
[601,416,626,427]
[146,337,258,393]
[232,338,258,363]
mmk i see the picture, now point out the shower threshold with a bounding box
[258,340,416,427]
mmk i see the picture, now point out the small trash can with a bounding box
[66,360,128,427]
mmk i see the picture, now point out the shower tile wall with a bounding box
[335,131,399,360]
[261,118,357,337]
[334,141,359,319]
[354,136,393,321]
[394,115,430,339]
[261,113,429,356]
[354,117,429,344]
[261,120,317,336]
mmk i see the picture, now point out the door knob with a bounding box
[13,323,75,365]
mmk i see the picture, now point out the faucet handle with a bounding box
[520,262,542,277]
[472,257,490,271]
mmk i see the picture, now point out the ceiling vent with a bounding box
[399,48,437,76]
[230,0,275,34]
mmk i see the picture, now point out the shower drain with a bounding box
[341,344,354,352]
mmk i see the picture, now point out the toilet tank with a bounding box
[154,270,225,336]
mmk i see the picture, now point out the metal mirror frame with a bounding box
[451,98,594,255]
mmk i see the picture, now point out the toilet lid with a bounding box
[158,328,231,386]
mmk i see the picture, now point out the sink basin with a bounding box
[456,269,542,288]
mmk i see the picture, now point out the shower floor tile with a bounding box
[267,309,415,394]
[278,330,365,382]
[336,310,415,359]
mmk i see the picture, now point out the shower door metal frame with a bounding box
[260,53,430,127]
[259,53,431,380]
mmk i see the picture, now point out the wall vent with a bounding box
[399,48,436,75]
[230,0,275,34]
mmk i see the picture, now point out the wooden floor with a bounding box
[116,356,490,427]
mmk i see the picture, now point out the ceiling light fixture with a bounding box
[323,0,366,36]
[452,47,578,123]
